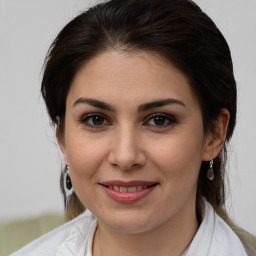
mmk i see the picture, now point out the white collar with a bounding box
[68,200,247,256]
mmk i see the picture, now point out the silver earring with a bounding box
[207,157,214,181]
[65,165,72,190]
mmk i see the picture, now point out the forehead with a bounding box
[67,50,197,108]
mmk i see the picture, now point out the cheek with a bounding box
[63,134,110,209]
[148,132,204,181]
[64,132,109,181]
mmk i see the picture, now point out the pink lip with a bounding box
[100,180,158,204]
[100,180,156,187]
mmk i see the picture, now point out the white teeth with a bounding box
[128,186,137,192]
[114,186,120,192]
[120,186,128,192]
[137,185,142,191]
[109,185,149,192]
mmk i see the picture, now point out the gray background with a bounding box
[0,0,255,235]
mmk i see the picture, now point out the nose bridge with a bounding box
[118,124,137,153]
[108,123,145,170]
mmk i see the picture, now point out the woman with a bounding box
[12,0,256,255]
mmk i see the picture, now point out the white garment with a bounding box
[11,201,248,256]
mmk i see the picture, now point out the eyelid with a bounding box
[78,112,176,128]
[79,112,111,127]
[80,112,106,119]
[144,113,177,127]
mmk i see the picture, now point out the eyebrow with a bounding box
[73,98,186,112]
[73,98,115,111]
[138,98,186,112]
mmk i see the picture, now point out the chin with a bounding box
[96,209,169,234]
[104,220,155,234]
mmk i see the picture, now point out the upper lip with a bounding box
[99,180,158,187]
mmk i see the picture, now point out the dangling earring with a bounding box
[65,165,72,190]
[207,157,214,181]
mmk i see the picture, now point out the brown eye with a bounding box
[146,113,176,127]
[81,113,110,128]
[92,116,105,125]
[153,116,166,126]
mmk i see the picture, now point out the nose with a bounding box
[107,125,146,170]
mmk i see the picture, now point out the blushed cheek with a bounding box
[150,136,202,180]
[68,150,99,177]
[65,137,109,180]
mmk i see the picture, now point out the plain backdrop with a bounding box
[0,0,255,235]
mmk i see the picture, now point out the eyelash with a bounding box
[145,113,177,128]
[79,113,110,128]
[79,113,177,128]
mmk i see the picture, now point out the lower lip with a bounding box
[102,185,157,203]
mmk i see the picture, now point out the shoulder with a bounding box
[11,210,97,256]
[212,208,248,255]
[187,200,248,256]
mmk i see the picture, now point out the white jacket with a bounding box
[11,200,248,256]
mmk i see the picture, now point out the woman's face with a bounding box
[59,50,212,233]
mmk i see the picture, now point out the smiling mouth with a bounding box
[103,184,157,193]
[100,181,158,203]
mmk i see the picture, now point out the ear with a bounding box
[56,116,69,165]
[202,108,230,161]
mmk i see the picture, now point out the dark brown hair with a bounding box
[42,1,256,252]
[42,0,236,216]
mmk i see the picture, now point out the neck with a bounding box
[92,201,198,256]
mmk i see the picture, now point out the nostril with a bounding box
[107,145,147,170]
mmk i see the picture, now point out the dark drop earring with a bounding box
[207,157,214,181]
[65,165,72,190]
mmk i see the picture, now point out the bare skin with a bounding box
[57,50,229,256]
